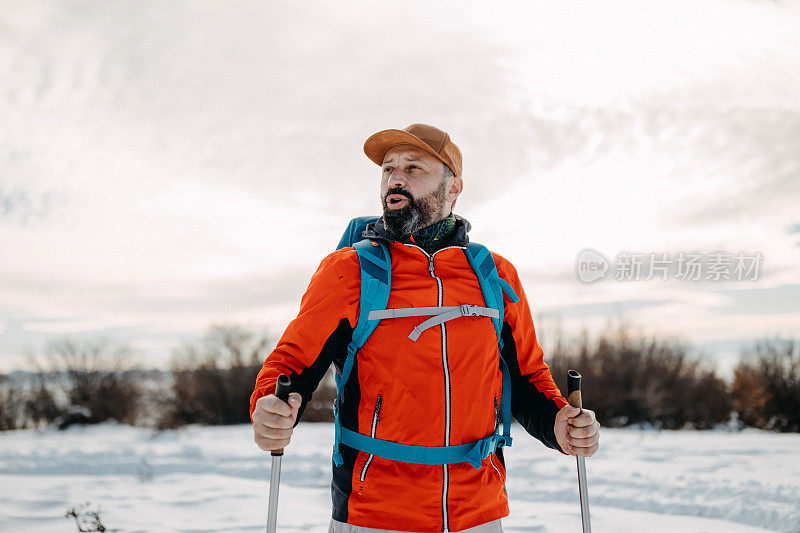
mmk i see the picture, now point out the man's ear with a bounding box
[447,176,463,203]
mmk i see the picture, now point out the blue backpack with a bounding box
[332,216,519,469]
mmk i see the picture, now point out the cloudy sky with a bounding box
[1,0,799,375]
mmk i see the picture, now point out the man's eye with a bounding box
[409,165,419,170]
[383,167,393,173]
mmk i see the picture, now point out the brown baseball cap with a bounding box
[364,123,462,177]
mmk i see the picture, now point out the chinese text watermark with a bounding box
[576,249,763,283]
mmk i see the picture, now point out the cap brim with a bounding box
[364,129,452,172]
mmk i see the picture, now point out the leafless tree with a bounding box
[733,338,799,432]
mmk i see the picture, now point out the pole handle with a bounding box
[274,374,291,403]
[567,369,583,410]
[271,374,292,457]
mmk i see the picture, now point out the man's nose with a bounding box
[387,169,405,188]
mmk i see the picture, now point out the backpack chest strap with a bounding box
[368,305,500,341]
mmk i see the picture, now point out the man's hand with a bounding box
[555,405,600,457]
[253,392,302,452]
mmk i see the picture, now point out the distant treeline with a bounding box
[0,324,798,432]
[547,326,799,431]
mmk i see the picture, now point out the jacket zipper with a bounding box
[489,397,501,476]
[489,454,501,477]
[405,243,463,532]
[360,396,382,481]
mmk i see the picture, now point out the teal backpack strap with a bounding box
[336,216,380,250]
[463,243,520,447]
[339,427,505,469]
[333,238,391,466]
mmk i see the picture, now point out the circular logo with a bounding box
[576,248,609,283]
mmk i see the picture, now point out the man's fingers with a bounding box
[556,404,600,457]
[255,436,291,452]
[568,409,596,428]
[288,392,302,408]
[254,411,295,430]
[557,406,581,421]
[568,421,600,439]
[288,393,302,421]
[256,426,294,440]
[253,413,295,451]
[256,394,293,417]
[569,431,599,448]
[571,441,599,457]
[252,389,305,453]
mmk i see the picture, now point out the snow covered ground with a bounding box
[0,423,798,532]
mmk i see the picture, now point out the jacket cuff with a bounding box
[542,399,566,454]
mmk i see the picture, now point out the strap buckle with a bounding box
[464,433,506,469]
[460,304,479,316]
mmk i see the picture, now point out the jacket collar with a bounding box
[362,214,472,249]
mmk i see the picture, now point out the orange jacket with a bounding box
[250,217,568,532]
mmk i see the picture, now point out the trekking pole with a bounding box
[266,374,291,533]
[567,370,592,533]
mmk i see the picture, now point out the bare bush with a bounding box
[31,338,143,428]
[23,375,62,427]
[158,324,272,428]
[733,338,799,432]
[0,376,27,430]
[66,502,116,532]
[547,323,731,429]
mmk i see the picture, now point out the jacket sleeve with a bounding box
[492,252,569,453]
[249,248,360,424]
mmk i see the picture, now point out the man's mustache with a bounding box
[384,188,414,203]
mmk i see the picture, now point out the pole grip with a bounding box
[274,374,291,403]
[271,374,292,457]
[567,369,583,410]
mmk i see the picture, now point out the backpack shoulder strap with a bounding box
[463,242,519,340]
[336,216,380,250]
[350,239,392,348]
[463,242,520,446]
[333,238,390,466]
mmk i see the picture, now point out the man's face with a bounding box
[379,145,459,238]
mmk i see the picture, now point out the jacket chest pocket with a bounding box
[359,395,383,482]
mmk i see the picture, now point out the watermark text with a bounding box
[576,249,762,283]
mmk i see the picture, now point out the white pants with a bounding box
[328,518,503,533]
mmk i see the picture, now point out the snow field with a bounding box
[0,423,797,532]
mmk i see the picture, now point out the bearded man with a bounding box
[250,124,600,533]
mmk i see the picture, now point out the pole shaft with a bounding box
[266,374,291,533]
[567,370,592,533]
[266,455,282,533]
[576,456,591,533]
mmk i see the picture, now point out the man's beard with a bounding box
[382,180,448,239]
